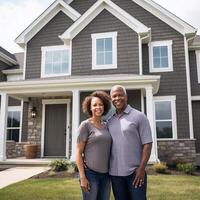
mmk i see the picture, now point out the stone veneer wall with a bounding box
[27,98,43,157]
[6,141,28,158]
[157,139,196,164]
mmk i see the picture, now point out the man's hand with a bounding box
[132,167,145,188]
[80,177,90,193]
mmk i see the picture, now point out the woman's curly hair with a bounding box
[82,91,111,117]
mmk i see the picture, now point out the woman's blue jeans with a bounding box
[80,168,111,200]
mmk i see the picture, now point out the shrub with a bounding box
[176,163,196,175]
[153,162,168,174]
[49,159,69,172]
[67,161,78,173]
[169,159,186,168]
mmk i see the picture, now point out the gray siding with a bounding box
[8,97,21,106]
[192,101,200,153]
[72,10,139,75]
[25,11,73,79]
[69,0,97,14]
[0,60,9,81]
[189,51,200,95]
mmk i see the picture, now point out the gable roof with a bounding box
[0,46,18,66]
[132,0,197,37]
[66,0,197,37]
[15,0,81,48]
[60,0,150,42]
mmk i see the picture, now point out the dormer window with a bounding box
[149,40,173,72]
[92,32,117,70]
[41,45,71,77]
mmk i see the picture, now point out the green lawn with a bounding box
[0,175,200,200]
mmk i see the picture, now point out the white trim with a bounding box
[2,69,23,82]
[149,40,173,72]
[41,99,71,158]
[0,74,161,95]
[41,45,71,78]
[138,35,143,75]
[6,75,23,82]
[0,52,18,66]
[0,93,8,161]
[132,0,197,36]
[184,36,194,139]
[195,50,200,83]
[153,96,177,140]
[7,105,23,143]
[23,45,27,80]
[60,0,150,42]
[71,90,80,161]
[92,32,117,70]
[145,86,158,162]
[20,100,23,143]
[191,96,200,101]
[2,69,23,75]
[66,0,197,35]
[15,0,81,47]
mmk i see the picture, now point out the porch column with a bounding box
[145,86,158,163]
[71,90,80,161]
[0,93,8,161]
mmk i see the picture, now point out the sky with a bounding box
[0,0,199,53]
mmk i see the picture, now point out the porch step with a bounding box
[195,154,200,166]
[0,157,54,169]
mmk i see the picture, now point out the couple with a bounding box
[76,85,152,200]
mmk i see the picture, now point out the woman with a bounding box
[76,91,112,200]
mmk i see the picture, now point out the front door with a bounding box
[44,104,67,157]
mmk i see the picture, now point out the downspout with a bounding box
[184,35,194,139]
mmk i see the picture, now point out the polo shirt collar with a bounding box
[123,104,132,114]
[113,104,131,116]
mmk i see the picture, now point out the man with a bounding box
[108,85,152,200]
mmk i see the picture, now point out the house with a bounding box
[0,0,200,165]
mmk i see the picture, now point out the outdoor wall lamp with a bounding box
[31,107,37,118]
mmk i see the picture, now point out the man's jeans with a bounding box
[111,172,147,200]
[80,168,111,200]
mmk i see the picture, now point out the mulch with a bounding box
[31,167,200,179]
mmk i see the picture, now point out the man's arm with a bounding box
[132,143,152,188]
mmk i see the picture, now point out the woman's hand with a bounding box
[80,177,90,193]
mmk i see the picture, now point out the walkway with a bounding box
[0,166,50,189]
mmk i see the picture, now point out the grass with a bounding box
[0,175,200,200]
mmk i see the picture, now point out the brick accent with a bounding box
[157,140,196,164]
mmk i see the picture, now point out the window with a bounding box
[7,106,22,142]
[153,96,177,139]
[92,32,117,69]
[149,40,173,72]
[41,45,70,77]
[196,50,200,83]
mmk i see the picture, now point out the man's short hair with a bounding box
[110,85,127,96]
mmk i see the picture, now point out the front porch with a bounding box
[0,74,160,162]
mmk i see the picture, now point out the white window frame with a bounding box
[196,50,200,83]
[7,106,22,142]
[41,45,71,78]
[91,32,117,70]
[149,40,173,72]
[153,96,177,140]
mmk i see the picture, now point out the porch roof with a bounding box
[0,74,160,96]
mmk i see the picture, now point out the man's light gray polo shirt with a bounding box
[108,105,153,176]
